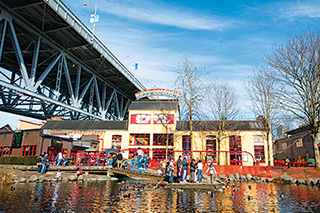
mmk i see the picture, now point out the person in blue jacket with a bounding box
[182,157,189,182]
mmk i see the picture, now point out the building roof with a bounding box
[41,120,128,131]
[0,124,13,132]
[129,100,179,111]
[176,120,267,131]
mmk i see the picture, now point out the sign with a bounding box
[153,114,174,124]
[135,88,181,100]
[130,114,151,124]
[90,14,99,23]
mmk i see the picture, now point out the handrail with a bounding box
[44,0,146,91]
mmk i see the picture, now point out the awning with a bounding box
[85,147,98,152]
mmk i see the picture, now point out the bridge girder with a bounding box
[0,0,145,121]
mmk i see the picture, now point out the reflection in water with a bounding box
[0,181,319,212]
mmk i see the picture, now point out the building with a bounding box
[274,124,317,161]
[0,99,273,166]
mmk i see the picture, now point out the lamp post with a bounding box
[84,3,99,44]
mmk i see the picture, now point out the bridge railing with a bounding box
[44,0,146,91]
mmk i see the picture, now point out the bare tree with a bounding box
[206,79,238,165]
[265,31,320,168]
[174,56,206,159]
[244,68,281,166]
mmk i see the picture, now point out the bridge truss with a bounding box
[0,0,145,121]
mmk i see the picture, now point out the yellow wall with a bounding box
[18,120,42,130]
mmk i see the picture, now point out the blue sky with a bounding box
[2,0,320,129]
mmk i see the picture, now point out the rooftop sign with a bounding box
[135,88,181,100]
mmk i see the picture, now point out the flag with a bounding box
[133,63,138,71]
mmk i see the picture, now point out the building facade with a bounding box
[0,99,274,166]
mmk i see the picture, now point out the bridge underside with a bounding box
[0,0,145,121]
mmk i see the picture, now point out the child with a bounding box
[168,165,174,183]
[55,169,62,180]
[206,164,217,183]
[179,164,184,183]
[75,167,83,177]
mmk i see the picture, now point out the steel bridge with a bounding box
[0,0,145,121]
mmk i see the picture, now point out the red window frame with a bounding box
[206,136,217,162]
[129,148,149,158]
[152,148,174,160]
[129,133,150,146]
[20,145,37,156]
[254,136,265,163]
[0,146,12,157]
[112,135,122,151]
[229,136,242,165]
[153,134,174,146]
[182,135,191,152]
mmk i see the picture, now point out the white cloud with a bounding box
[97,0,234,30]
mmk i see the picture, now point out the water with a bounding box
[0,181,319,212]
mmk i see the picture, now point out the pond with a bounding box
[0,180,319,212]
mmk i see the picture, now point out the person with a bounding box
[112,154,118,168]
[206,163,217,183]
[161,159,167,176]
[168,165,174,183]
[190,159,196,183]
[137,147,143,156]
[286,157,290,168]
[179,164,184,183]
[56,152,62,166]
[197,160,203,182]
[117,152,123,169]
[176,155,182,178]
[41,153,48,174]
[165,160,170,176]
[75,167,83,177]
[62,155,69,166]
[37,154,42,173]
[55,169,62,180]
[182,157,189,182]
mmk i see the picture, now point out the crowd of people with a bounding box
[161,154,217,184]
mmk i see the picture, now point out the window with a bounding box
[296,139,303,147]
[254,136,265,163]
[25,133,29,138]
[21,145,37,156]
[182,135,191,152]
[129,148,149,158]
[112,135,122,151]
[229,136,242,165]
[153,134,173,146]
[0,146,12,157]
[12,132,22,148]
[206,136,216,162]
[249,121,264,129]
[130,134,150,146]
[3,134,6,139]
[152,148,173,160]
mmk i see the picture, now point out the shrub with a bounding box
[3,157,11,165]
[0,157,3,164]
[24,156,37,165]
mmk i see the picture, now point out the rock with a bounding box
[78,175,84,182]
[203,174,209,180]
[234,173,240,180]
[68,175,78,181]
[260,177,266,182]
[295,179,305,185]
[246,174,252,181]
[240,175,246,181]
[229,174,235,180]
[218,175,227,181]
[62,178,68,183]
[18,178,27,183]
[38,176,46,182]
[306,178,315,186]
[266,178,273,183]
[280,175,293,183]
[29,175,38,182]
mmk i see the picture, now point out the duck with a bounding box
[10,186,15,191]
[248,185,251,190]
[122,193,131,198]
[247,195,253,200]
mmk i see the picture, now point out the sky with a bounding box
[2,0,320,129]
